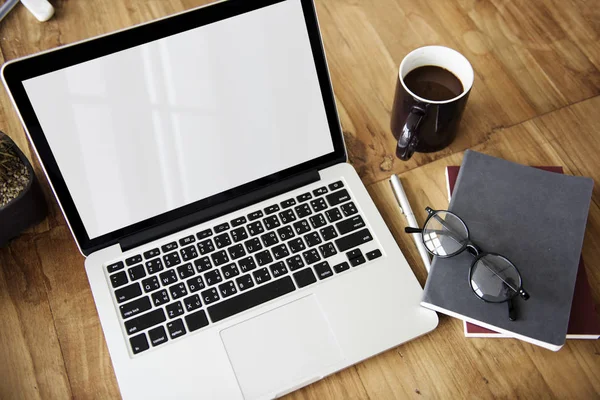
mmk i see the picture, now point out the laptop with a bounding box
[2,0,438,398]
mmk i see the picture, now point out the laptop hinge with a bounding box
[119,169,320,253]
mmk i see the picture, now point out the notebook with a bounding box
[421,150,594,351]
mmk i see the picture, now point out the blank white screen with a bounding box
[23,0,334,239]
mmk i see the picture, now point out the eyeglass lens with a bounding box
[470,254,521,302]
[422,211,469,256]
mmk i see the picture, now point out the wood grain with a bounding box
[0,0,599,399]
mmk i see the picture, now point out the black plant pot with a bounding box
[0,134,48,247]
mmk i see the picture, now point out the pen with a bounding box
[390,174,431,272]
[0,0,19,23]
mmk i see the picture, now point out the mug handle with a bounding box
[396,104,427,161]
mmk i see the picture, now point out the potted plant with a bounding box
[0,131,47,247]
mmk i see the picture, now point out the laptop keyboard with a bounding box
[104,180,383,355]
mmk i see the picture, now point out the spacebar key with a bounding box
[335,228,373,252]
[208,277,296,322]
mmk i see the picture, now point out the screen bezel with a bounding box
[2,0,346,256]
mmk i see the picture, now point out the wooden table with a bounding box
[1,0,599,398]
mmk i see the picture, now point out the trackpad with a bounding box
[220,295,344,399]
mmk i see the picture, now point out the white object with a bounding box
[390,174,431,272]
[20,0,54,22]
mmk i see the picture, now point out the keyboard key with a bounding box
[125,308,166,335]
[228,244,246,260]
[297,192,312,202]
[205,269,223,286]
[185,310,209,332]
[186,276,205,293]
[253,267,271,284]
[302,249,321,265]
[166,301,185,319]
[120,296,152,319]
[159,270,178,286]
[148,325,169,347]
[197,239,215,255]
[337,215,366,235]
[125,255,142,266]
[152,289,170,306]
[145,258,164,274]
[309,213,327,229]
[295,203,312,218]
[264,204,280,215]
[208,277,295,323]
[107,261,124,274]
[231,217,247,227]
[169,283,188,300]
[263,215,280,230]
[326,189,350,206]
[320,226,338,241]
[340,202,358,217]
[310,198,328,212]
[221,263,240,279]
[333,262,350,273]
[194,257,212,273]
[278,209,296,224]
[276,226,295,241]
[236,274,254,291]
[176,263,195,280]
[128,264,146,281]
[314,261,334,280]
[313,186,328,196]
[130,333,149,354]
[196,229,213,239]
[214,222,230,233]
[231,227,248,243]
[143,248,160,260]
[325,208,343,223]
[366,249,382,260]
[141,276,160,293]
[255,250,273,266]
[293,268,317,288]
[161,242,178,252]
[248,211,263,221]
[200,288,219,305]
[163,252,181,268]
[350,256,366,267]
[244,238,263,253]
[281,198,296,208]
[218,281,238,298]
[115,282,142,303]
[318,243,337,258]
[347,249,362,260]
[269,261,288,278]
[271,244,289,260]
[288,238,306,253]
[335,228,373,252]
[247,221,265,236]
[167,319,187,339]
[286,255,305,271]
[110,271,128,288]
[214,233,232,249]
[238,256,257,273]
[260,232,279,247]
[304,232,322,247]
[328,181,344,191]
[179,235,196,246]
[180,245,198,261]
[184,294,202,312]
[211,250,229,267]
[293,219,311,235]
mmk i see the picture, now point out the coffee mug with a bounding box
[390,46,474,160]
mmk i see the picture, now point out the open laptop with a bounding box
[2,0,438,398]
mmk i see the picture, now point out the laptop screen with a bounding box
[20,0,334,240]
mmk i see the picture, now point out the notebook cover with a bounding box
[447,166,600,340]
[421,150,594,351]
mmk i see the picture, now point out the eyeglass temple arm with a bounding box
[507,298,517,321]
[404,227,422,234]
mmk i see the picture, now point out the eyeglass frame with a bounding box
[405,207,530,321]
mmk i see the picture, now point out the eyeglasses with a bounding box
[405,207,530,321]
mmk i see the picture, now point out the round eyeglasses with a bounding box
[405,207,530,321]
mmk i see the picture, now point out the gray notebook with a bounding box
[421,150,593,351]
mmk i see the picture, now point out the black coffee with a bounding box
[404,65,463,101]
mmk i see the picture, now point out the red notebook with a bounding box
[446,165,600,340]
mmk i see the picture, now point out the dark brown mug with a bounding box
[391,46,474,160]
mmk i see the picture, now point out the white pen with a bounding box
[389,174,431,272]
